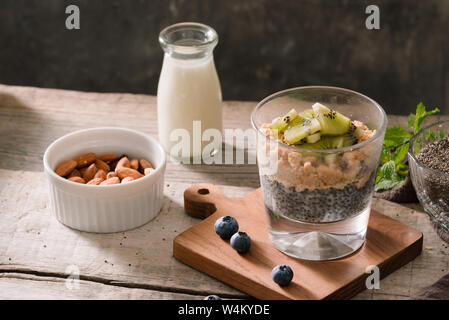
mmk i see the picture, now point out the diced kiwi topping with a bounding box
[269,109,301,133]
[312,103,351,136]
[269,103,364,150]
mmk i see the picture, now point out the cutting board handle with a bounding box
[183,183,225,219]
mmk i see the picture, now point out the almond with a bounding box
[100,177,120,185]
[139,159,153,171]
[144,167,155,176]
[68,176,86,184]
[98,153,119,163]
[94,169,107,180]
[87,177,104,185]
[79,166,88,177]
[106,171,117,179]
[95,159,110,173]
[121,176,134,183]
[55,160,77,177]
[76,153,96,168]
[67,168,81,178]
[115,157,130,173]
[130,159,139,170]
[116,167,144,180]
[82,163,97,182]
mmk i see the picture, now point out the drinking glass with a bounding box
[251,86,387,260]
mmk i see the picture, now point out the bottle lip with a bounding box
[159,22,218,54]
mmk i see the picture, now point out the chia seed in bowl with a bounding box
[409,121,449,234]
[416,137,449,174]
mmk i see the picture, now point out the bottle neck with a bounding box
[159,22,218,61]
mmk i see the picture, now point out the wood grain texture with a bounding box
[175,184,423,300]
[0,84,448,299]
[0,272,201,300]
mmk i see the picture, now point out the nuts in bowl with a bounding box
[43,127,166,233]
[55,152,155,185]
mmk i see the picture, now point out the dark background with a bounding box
[1,0,448,114]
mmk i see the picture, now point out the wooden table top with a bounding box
[0,84,448,300]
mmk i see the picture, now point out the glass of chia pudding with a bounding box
[409,120,449,237]
[251,86,387,260]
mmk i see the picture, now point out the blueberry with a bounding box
[271,265,294,286]
[230,232,251,253]
[214,216,239,239]
[203,295,221,300]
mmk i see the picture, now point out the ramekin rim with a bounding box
[43,127,166,189]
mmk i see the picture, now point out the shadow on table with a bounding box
[168,142,261,188]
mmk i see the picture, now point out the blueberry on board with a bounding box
[271,265,294,286]
[204,295,221,300]
[230,231,251,253]
[214,216,239,239]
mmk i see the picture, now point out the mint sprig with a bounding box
[375,103,439,192]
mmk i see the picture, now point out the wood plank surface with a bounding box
[0,272,201,300]
[0,84,448,299]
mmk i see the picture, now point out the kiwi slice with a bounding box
[309,118,321,134]
[298,135,355,150]
[284,123,310,144]
[312,103,351,136]
[286,116,304,128]
[306,132,321,144]
[299,109,315,119]
[284,118,322,144]
[344,122,360,145]
[269,109,301,133]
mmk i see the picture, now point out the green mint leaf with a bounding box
[414,102,439,134]
[375,160,407,192]
[425,128,436,141]
[384,126,412,148]
[376,166,383,184]
[407,113,416,130]
[375,177,404,192]
[414,102,426,121]
[380,145,392,164]
[380,160,396,179]
[393,143,409,165]
[375,160,407,191]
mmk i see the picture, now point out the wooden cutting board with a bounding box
[173,183,423,300]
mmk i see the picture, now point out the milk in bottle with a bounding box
[157,23,222,162]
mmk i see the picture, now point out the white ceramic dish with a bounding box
[43,127,166,233]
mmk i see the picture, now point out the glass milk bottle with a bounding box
[157,22,222,162]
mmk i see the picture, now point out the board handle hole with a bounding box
[198,188,210,195]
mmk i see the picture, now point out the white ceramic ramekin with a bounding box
[43,127,166,233]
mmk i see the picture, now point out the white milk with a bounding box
[157,54,222,161]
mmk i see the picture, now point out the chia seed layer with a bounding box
[260,173,375,223]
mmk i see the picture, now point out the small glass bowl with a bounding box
[409,120,449,235]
